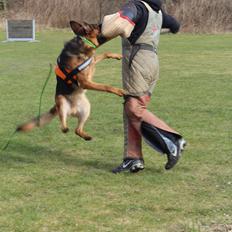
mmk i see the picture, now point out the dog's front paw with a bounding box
[107,53,123,60]
[115,88,126,97]
[115,54,123,60]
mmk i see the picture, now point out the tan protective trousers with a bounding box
[122,42,181,159]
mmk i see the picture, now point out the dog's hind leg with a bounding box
[56,96,70,133]
[75,97,92,141]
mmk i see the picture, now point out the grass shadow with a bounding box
[0,142,119,172]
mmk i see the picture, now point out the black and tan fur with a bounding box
[17,21,124,140]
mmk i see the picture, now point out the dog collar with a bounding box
[79,36,97,49]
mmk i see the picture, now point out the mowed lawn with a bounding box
[0,30,231,232]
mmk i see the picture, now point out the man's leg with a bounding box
[123,97,144,159]
[112,95,185,173]
[112,97,145,173]
[140,95,186,170]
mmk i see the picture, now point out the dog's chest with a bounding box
[87,63,96,81]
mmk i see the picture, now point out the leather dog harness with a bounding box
[55,35,97,86]
[55,57,93,86]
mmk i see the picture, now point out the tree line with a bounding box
[3,0,232,33]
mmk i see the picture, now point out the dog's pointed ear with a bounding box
[82,22,93,34]
[70,21,85,35]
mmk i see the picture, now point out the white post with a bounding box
[5,19,9,41]
[32,19,35,41]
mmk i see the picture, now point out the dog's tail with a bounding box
[16,106,57,132]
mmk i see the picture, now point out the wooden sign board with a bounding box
[6,20,36,41]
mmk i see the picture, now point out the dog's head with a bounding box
[70,21,101,48]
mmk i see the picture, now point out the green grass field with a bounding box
[0,31,231,232]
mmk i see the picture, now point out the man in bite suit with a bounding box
[98,0,186,173]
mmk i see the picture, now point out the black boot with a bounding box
[165,138,187,170]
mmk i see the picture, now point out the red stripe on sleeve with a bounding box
[118,11,135,26]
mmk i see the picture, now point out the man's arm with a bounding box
[161,10,180,34]
[99,2,138,43]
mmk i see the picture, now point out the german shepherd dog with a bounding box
[17,21,124,140]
